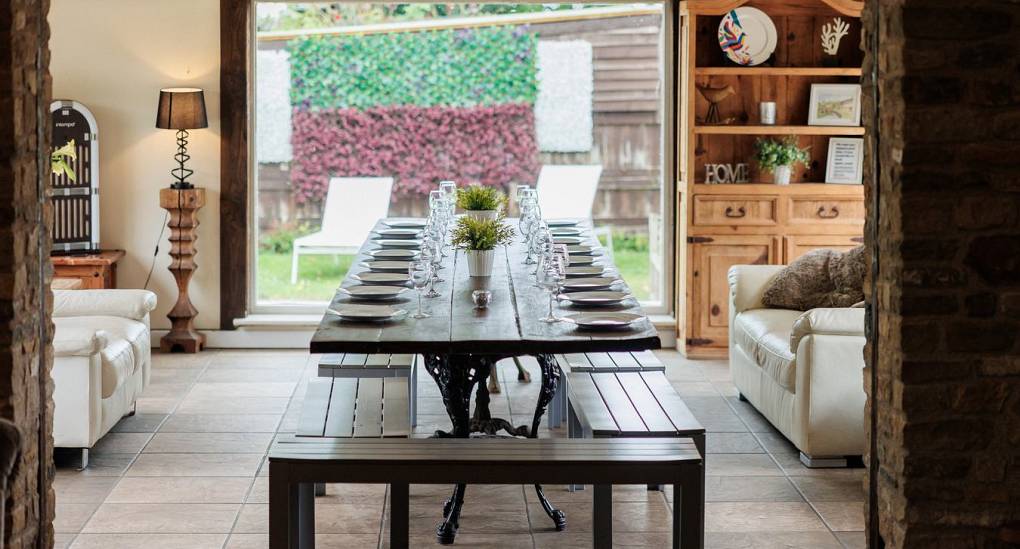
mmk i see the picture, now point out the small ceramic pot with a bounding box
[465,249,495,277]
[773,165,792,185]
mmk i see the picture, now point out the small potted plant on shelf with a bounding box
[754,137,810,185]
[456,184,506,221]
[451,215,515,277]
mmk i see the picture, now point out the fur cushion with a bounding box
[762,246,866,310]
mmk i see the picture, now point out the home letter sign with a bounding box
[705,163,749,184]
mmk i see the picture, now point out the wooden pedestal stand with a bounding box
[159,187,206,353]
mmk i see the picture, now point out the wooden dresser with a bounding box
[680,0,865,356]
[51,250,125,289]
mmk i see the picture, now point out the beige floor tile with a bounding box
[706,502,828,532]
[82,503,239,533]
[232,504,269,534]
[140,383,193,400]
[315,483,387,506]
[176,396,290,414]
[791,475,866,502]
[159,413,282,433]
[198,368,304,383]
[533,531,671,548]
[53,474,119,503]
[835,531,866,548]
[670,381,722,397]
[706,454,783,476]
[110,413,167,434]
[390,533,534,548]
[706,433,764,454]
[187,382,297,399]
[106,477,253,504]
[527,498,671,534]
[149,368,204,384]
[72,454,135,477]
[411,484,526,513]
[127,453,262,477]
[207,351,309,369]
[135,397,182,414]
[54,533,75,549]
[813,502,865,532]
[705,531,844,548]
[526,483,660,504]
[55,503,99,533]
[316,503,385,534]
[70,533,227,549]
[144,432,274,453]
[226,533,381,549]
[705,476,802,502]
[151,353,211,369]
[91,433,153,455]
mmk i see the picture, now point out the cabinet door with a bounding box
[690,236,778,350]
[784,235,863,264]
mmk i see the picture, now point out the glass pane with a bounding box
[254,2,667,308]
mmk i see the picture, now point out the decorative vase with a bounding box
[773,165,792,185]
[465,209,499,222]
[465,249,495,277]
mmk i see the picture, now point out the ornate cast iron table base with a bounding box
[423,353,565,544]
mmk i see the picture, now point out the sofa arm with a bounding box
[728,265,786,314]
[53,290,157,321]
[53,325,107,357]
[791,307,865,353]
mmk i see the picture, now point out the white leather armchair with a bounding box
[52,289,157,467]
[727,265,866,467]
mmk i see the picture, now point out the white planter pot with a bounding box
[465,249,495,277]
[773,165,792,185]
[464,209,499,222]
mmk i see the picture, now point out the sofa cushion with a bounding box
[56,316,142,398]
[732,309,802,392]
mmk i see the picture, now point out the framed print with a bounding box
[825,137,864,184]
[808,84,862,126]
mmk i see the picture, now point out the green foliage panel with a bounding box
[287,26,538,109]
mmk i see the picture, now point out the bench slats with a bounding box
[319,354,343,367]
[560,353,592,373]
[364,354,391,368]
[297,379,332,437]
[616,372,676,434]
[632,350,665,371]
[586,352,617,372]
[382,378,410,437]
[608,352,641,371]
[591,373,646,432]
[389,354,414,367]
[567,373,619,434]
[640,372,703,436]
[342,353,368,367]
[353,378,384,437]
[323,378,357,437]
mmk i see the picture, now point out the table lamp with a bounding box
[155,87,207,189]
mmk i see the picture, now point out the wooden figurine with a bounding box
[159,187,206,353]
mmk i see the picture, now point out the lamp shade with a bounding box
[155,88,208,130]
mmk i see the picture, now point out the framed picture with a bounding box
[808,84,862,126]
[825,137,864,184]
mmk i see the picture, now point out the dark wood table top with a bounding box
[309,219,661,356]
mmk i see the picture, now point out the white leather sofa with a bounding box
[728,265,866,467]
[52,289,157,466]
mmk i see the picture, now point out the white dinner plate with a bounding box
[361,260,413,273]
[559,291,632,306]
[352,272,411,286]
[375,239,422,249]
[562,277,621,292]
[553,236,585,245]
[567,255,598,266]
[562,312,646,330]
[718,7,777,66]
[328,304,408,323]
[383,218,427,229]
[565,266,606,278]
[550,227,584,237]
[545,218,581,227]
[374,228,422,240]
[338,285,410,301]
[368,249,420,260]
[566,245,602,256]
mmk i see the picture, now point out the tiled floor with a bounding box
[54,350,865,549]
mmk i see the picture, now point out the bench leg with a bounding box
[675,466,705,549]
[567,404,584,492]
[298,483,315,549]
[390,483,409,549]
[593,484,612,549]
[269,463,299,549]
[314,483,325,497]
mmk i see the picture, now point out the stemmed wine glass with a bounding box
[537,255,564,323]
[409,260,432,319]
[439,180,457,219]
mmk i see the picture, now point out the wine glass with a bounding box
[409,260,432,319]
[537,261,563,323]
[428,190,446,218]
[439,180,457,218]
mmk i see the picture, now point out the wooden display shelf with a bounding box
[692,183,865,193]
[694,125,866,136]
[694,67,863,77]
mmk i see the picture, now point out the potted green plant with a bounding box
[753,137,810,185]
[450,215,515,277]
[456,184,506,221]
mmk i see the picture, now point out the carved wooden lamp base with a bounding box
[159,187,206,353]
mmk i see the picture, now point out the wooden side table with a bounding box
[159,187,206,353]
[51,250,125,289]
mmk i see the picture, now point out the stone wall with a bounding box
[0,0,54,547]
[865,0,1020,546]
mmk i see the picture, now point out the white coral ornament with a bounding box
[821,17,850,56]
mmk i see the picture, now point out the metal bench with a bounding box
[548,351,666,428]
[269,437,704,549]
[316,353,417,426]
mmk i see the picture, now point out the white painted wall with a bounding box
[49,0,222,330]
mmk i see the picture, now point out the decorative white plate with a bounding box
[718,7,777,66]
[338,285,410,301]
[559,291,632,306]
[545,218,581,227]
[562,312,646,330]
[567,255,598,266]
[368,249,420,260]
[374,228,422,239]
[562,277,621,291]
[375,239,422,249]
[361,260,413,273]
[553,236,585,245]
[565,266,606,278]
[566,245,601,256]
[383,218,427,229]
[328,304,407,322]
[352,272,411,286]
[550,227,584,237]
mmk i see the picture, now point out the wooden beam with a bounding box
[220,0,250,330]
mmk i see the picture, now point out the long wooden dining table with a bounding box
[309,217,661,543]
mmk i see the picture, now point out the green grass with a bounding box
[257,234,655,303]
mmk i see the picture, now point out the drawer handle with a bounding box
[724,206,747,218]
[817,206,840,219]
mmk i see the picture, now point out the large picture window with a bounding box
[252,1,674,313]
